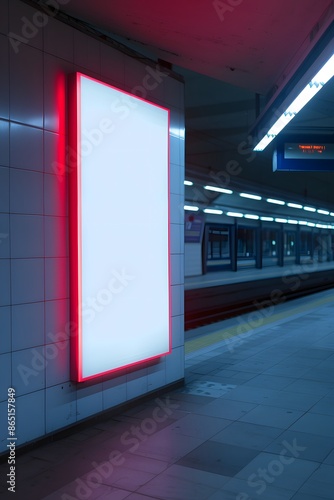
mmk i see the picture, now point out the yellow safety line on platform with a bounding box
[185,293,334,355]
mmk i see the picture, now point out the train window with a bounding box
[237,228,256,268]
[262,229,279,266]
[284,231,296,263]
[207,227,231,269]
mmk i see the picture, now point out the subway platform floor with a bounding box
[2,289,334,500]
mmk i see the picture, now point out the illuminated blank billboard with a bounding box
[69,73,171,382]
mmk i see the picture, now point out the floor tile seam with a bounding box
[264,359,325,370]
[306,408,334,418]
[232,449,314,478]
[210,426,287,449]
[298,376,334,385]
[290,461,324,499]
[156,466,231,498]
[251,401,318,412]
[319,446,334,465]
[242,379,300,394]
[238,413,303,432]
[192,408,256,428]
[72,460,164,488]
[235,451,322,478]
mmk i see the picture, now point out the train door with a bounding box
[300,230,313,264]
[314,233,332,262]
[262,228,280,266]
[237,226,256,268]
[284,230,297,265]
[204,225,232,272]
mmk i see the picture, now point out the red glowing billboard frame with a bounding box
[69,72,171,382]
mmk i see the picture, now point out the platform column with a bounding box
[278,226,284,267]
[256,224,262,269]
[231,222,237,271]
[295,225,301,265]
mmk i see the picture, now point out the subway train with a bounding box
[183,181,334,330]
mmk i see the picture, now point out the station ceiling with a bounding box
[37,0,334,206]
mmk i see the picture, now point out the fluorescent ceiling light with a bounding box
[267,198,285,205]
[260,216,274,221]
[316,223,327,228]
[227,212,243,217]
[317,209,330,215]
[307,222,316,227]
[244,214,259,219]
[204,208,223,215]
[303,206,316,212]
[184,205,199,211]
[287,203,303,209]
[240,193,262,200]
[275,218,287,223]
[288,219,298,224]
[184,180,193,186]
[331,212,334,217]
[204,185,233,194]
[253,53,334,151]
[298,221,308,225]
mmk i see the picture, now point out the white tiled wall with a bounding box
[0,0,185,453]
[185,243,203,276]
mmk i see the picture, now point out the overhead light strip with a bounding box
[204,185,233,194]
[303,206,316,212]
[253,53,334,151]
[287,203,303,209]
[261,216,274,221]
[267,198,285,205]
[226,212,243,218]
[204,208,223,215]
[184,205,199,211]
[240,193,262,200]
[244,214,260,219]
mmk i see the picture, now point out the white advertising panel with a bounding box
[69,73,171,381]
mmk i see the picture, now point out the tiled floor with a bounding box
[1,289,334,499]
